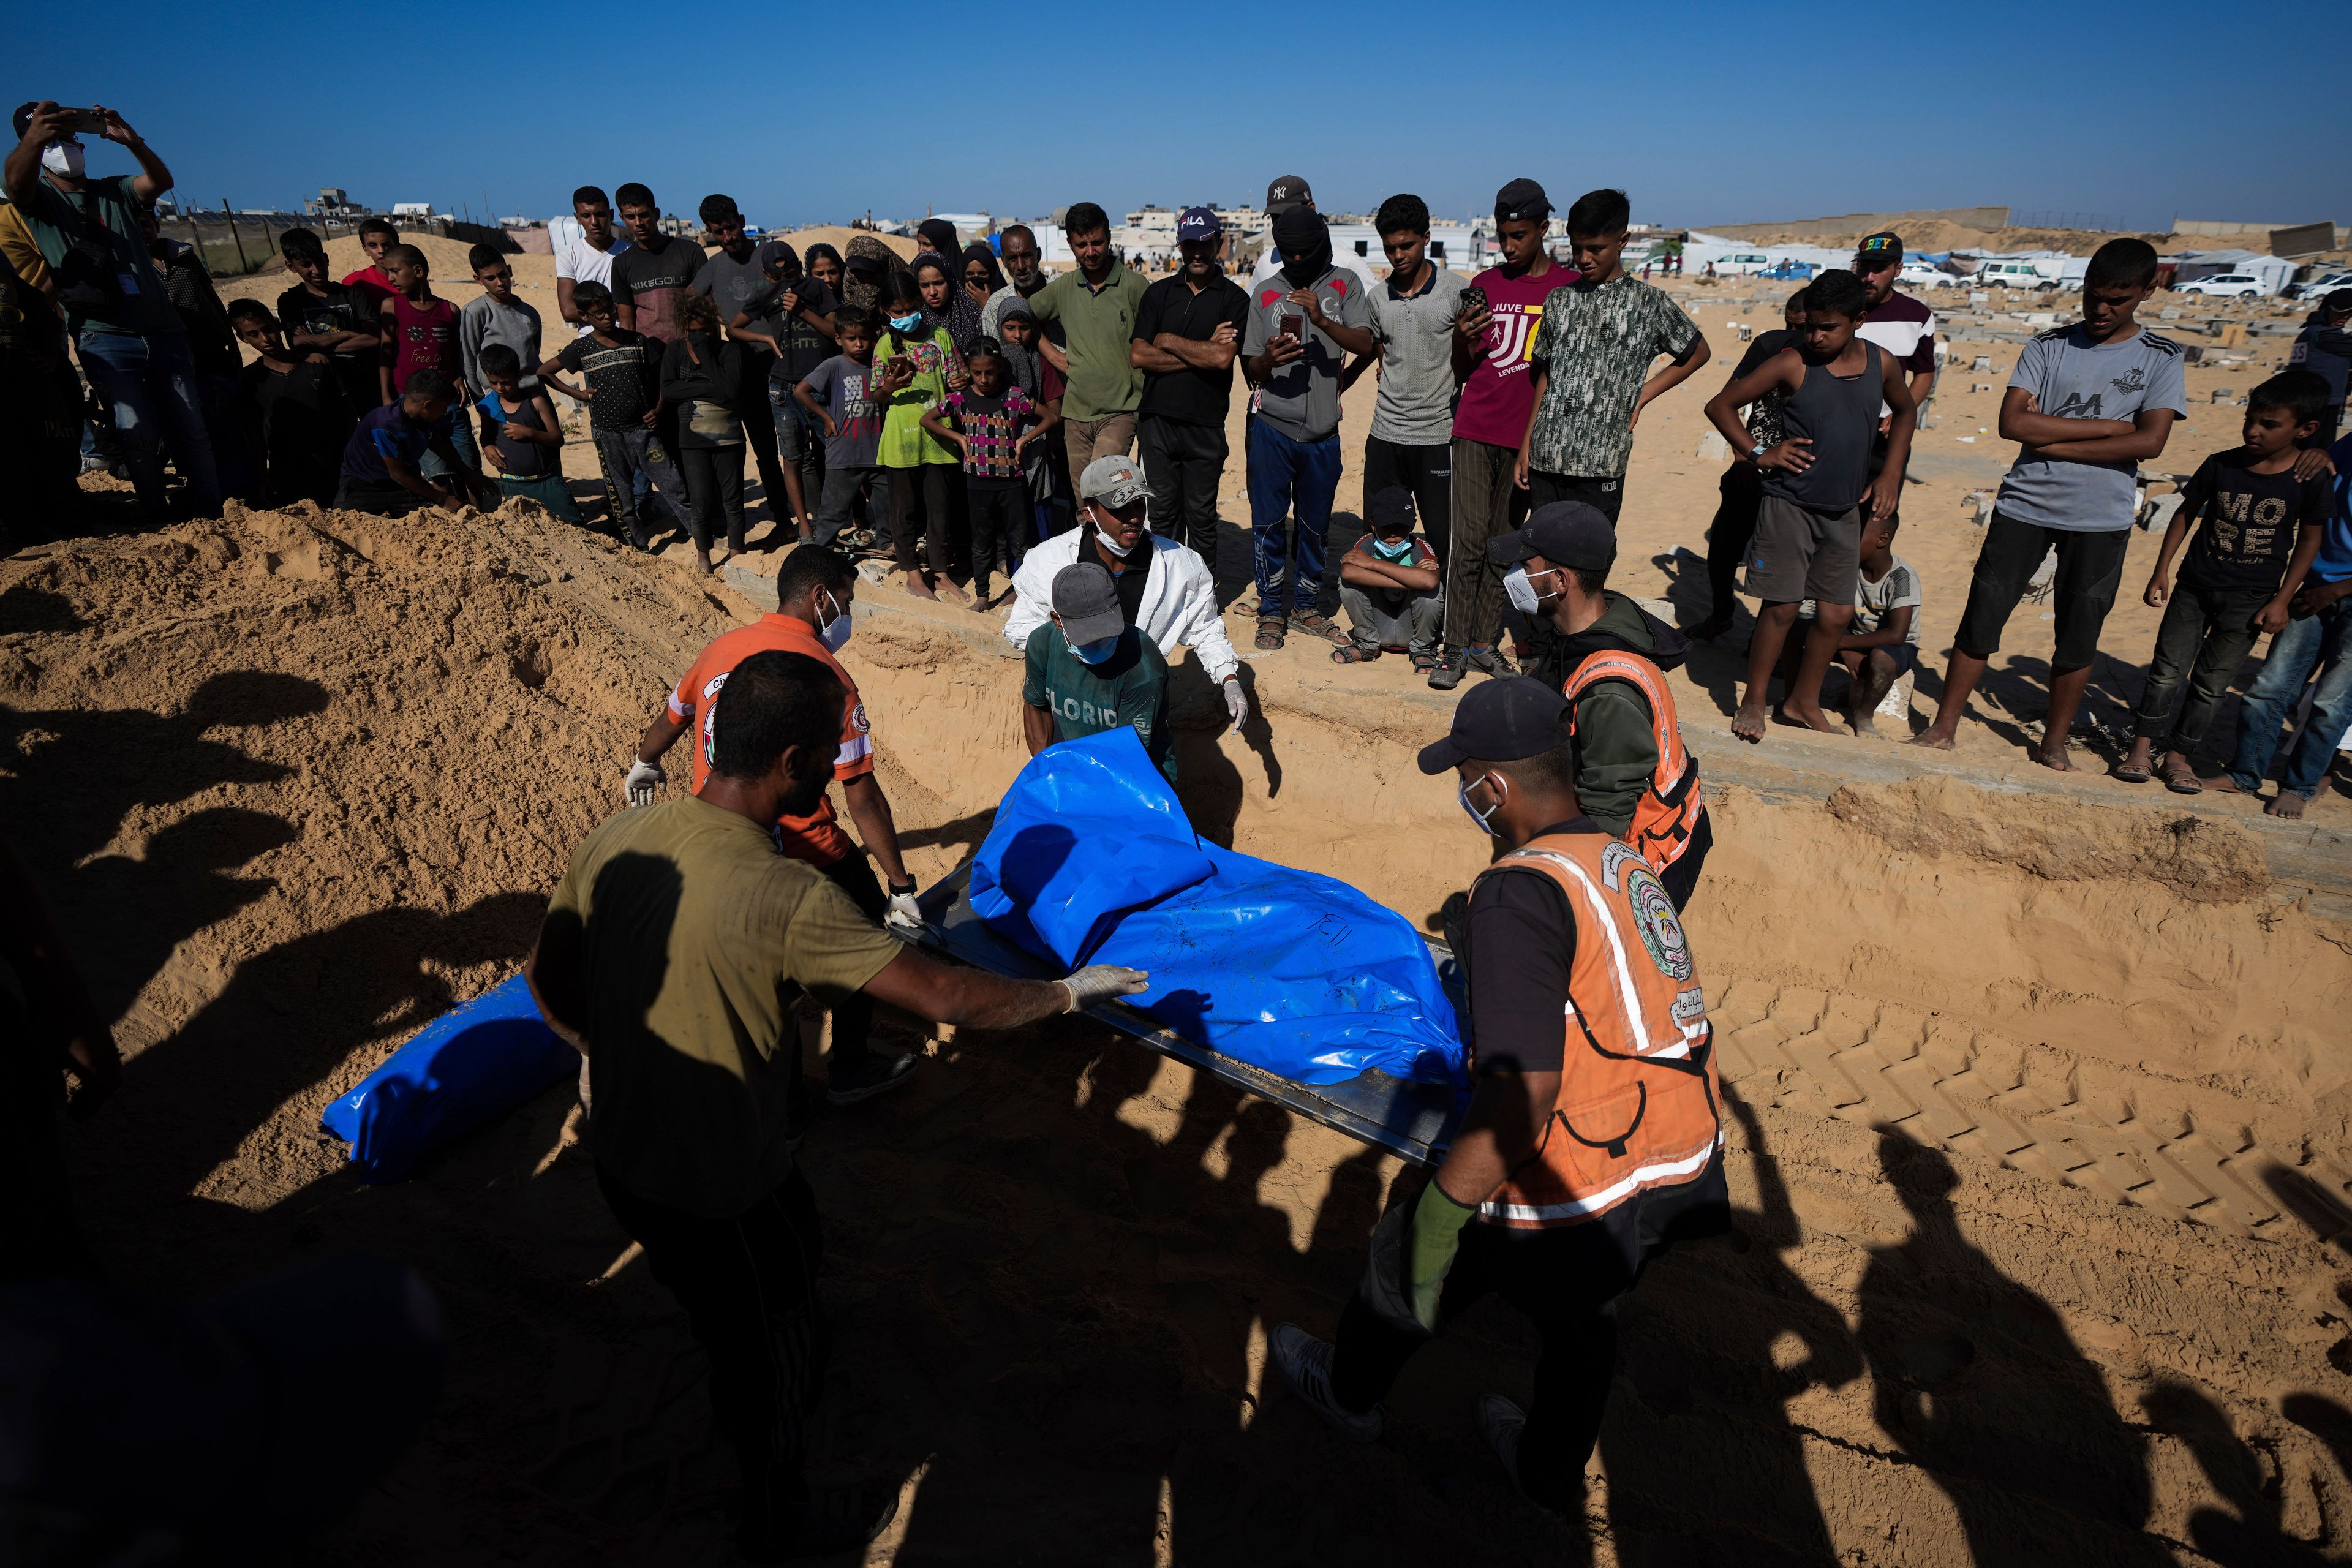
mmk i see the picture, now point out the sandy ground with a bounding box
[13,244,2348,1562]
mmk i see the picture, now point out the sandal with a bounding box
[1330,645,1381,665]
[1411,651,1438,673]
[1289,610,1348,646]
[2110,759,2153,783]
[2158,753,2204,795]
[1256,615,1286,651]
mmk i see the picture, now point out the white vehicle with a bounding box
[2286,271,2351,301]
[2177,273,2264,299]
[1898,261,1954,289]
[1973,260,2060,290]
[1711,251,1772,276]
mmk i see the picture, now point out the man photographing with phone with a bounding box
[7,100,221,523]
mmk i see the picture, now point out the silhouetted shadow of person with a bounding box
[2145,1378,2342,1567]
[1856,1128,2168,1564]
[1604,1086,1858,1562]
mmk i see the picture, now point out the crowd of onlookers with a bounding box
[6,98,2350,812]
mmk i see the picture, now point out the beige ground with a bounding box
[13,248,2346,1562]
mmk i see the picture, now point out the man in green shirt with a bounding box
[1022,561,1176,783]
[1030,201,1149,477]
[527,649,1147,1560]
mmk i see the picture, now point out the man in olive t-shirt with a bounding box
[527,649,1147,1560]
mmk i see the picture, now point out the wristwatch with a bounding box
[1749,439,1771,459]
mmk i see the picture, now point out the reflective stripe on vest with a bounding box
[1472,833,1721,1230]
[1561,649,1703,874]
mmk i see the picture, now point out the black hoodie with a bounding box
[1530,590,1691,837]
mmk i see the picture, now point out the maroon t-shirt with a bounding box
[1452,261,1578,448]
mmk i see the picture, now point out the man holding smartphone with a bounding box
[7,100,221,522]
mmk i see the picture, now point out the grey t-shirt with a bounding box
[1367,265,1467,446]
[1241,264,1374,443]
[1996,325,2188,532]
[690,249,774,339]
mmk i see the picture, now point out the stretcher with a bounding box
[914,860,1468,1166]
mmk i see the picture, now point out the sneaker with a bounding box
[1462,645,1512,679]
[1476,1394,1561,1518]
[1270,1323,1382,1442]
[825,1049,918,1106]
[1427,647,1466,690]
[737,1482,900,1562]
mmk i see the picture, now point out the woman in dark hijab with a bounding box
[915,217,960,259]
[960,241,1006,312]
[841,234,901,314]
[914,249,985,353]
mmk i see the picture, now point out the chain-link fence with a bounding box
[155,213,519,276]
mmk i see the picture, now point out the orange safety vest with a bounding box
[1474,832,1722,1231]
[1561,650,1703,875]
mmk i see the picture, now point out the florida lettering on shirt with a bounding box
[1045,684,1150,744]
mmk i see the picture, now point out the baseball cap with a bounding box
[1484,500,1617,573]
[1417,677,1569,774]
[1052,562,1127,646]
[1177,205,1222,243]
[755,239,799,272]
[2326,288,2352,315]
[1495,178,1551,222]
[1855,232,1904,268]
[11,103,39,141]
[1265,175,1312,216]
[1366,486,1417,534]
[1079,453,1150,509]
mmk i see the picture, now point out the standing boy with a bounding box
[2288,290,2352,448]
[610,183,704,348]
[1513,188,1709,524]
[376,242,481,483]
[1435,179,1564,690]
[2119,371,2330,792]
[691,195,793,527]
[538,280,686,548]
[552,186,629,336]
[342,217,399,311]
[1022,562,1176,783]
[1851,231,1939,524]
[459,244,542,398]
[727,241,840,541]
[275,226,380,417]
[1691,291,1808,642]
[1130,206,1250,567]
[228,298,355,508]
[922,335,1056,607]
[1332,485,1443,669]
[1350,194,1466,576]
[1240,206,1376,651]
[1912,239,2185,770]
[475,343,577,521]
[794,307,888,549]
[1704,270,1915,740]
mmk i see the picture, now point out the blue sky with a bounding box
[16,0,2348,234]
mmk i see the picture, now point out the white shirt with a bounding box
[550,216,631,335]
[1001,530,1240,685]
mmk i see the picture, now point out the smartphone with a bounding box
[1460,285,1488,317]
[58,107,107,135]
[1278,311,1306,343]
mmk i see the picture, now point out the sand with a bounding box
[12,263,2352,1561]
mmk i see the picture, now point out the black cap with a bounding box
[1854,231,1904,268]
[1418,677,1568,774]
[1495,178,1550,222]
[1051,562,1127,645]
[12,102,42,141]
[1365,485,1416,534]
[1485,500,1616,573]
[2328,288,2352,315]
[1265,175,1311,215]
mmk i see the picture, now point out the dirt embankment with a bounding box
[9,503,2352,1564]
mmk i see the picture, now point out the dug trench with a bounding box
[7,502,2351,1565]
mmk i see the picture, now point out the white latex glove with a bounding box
[623,760,666,806]
[1059,965,1151,1012]
[1223,678,1249,733]
[884,885,924,934]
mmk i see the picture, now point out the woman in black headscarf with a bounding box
[915,217,960,260]
[960,241,1005,314]
[914,249,986,355]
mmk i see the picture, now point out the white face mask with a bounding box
[1094,524,1136,559]
[42,141,86,179]
[1502,564,1562,616]
[815,587,852,652]
[1457,772,1506,836]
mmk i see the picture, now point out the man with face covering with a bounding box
[1002,454,1251,732]
[1241,206,1377,650]
[1020,560,1177,783]
[530,648,1148,1560]
[6,100,221,522]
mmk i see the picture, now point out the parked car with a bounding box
[2177,273,2265,299]
[1709,251,1773,276]
[1760,260,1814,281]
[1973,260,2060,290]
[1898,261,1955,289]
[2286,271,2352,300]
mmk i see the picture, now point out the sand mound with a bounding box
[777,225,919,263]
[12,501,2352,1562]
[1827,774,2271,903]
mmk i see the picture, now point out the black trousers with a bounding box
[2131,582,2271,750]
[596,1164,824,1526]
[1137,413,1229,564]
[965,477,1027,592]
[735,347,788,519]
[1953,511,2130,672]
[677,444,746,552]
[888,464,954,574]
[1706,464,1763,622]
[820,854,884,1068]
[1363,434,1453,570]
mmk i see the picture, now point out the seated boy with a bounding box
[1333,486,1443,668]
[228,299,355,508]
[475,344,578,522]
[1022,562,1176,783]
[1832,512,1921,735]
[336,368,492,516]
[2120,369,2331,792]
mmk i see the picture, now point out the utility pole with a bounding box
[221,198,248,273]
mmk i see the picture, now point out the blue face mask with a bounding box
[889,312,922,333]
[1071,634,1120,665]
[1370,535,1415,562]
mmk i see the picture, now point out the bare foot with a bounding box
[903,570,939,600]
[2203,771,2245,794]
[1731,706,1769,744]
[2266,791,2308,820]
[695,550,717,576]
[1909,730,1956,751]
[1847,706,1879,737]
[1777,701,1843,736]
[2033,741,2076,772]
[934,573,972,605]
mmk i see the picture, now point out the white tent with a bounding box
[2168,249,2297,296]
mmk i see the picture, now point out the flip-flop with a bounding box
[2159,755,2204,795]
